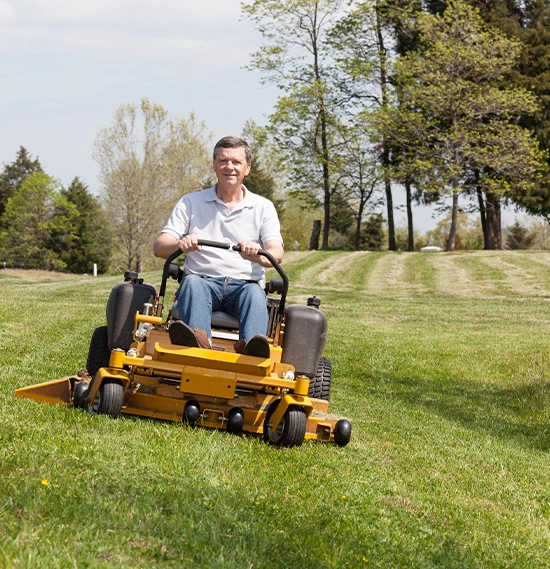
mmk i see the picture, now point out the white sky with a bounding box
[0,1,278,190]
[0,0,526,232]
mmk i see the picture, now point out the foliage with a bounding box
[243,0,348,250]
[477,0,550,217]
[523,217,550,250]
[426,211,484,250]
[394,222,431,251]
[0,146,43,219]
[329,0,400,250]
[505,219,536,250]
[241,120,284,211]
[93,99,212,273]
[0,173,72,270]
[278,194,319,251]
[57,178,113,274]
[360,212,385,250]
[374,0,546,251]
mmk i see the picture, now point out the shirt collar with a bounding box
[207,184,253,209]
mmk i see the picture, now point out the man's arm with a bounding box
[153,233,180,259]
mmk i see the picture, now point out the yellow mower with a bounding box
[16,240,351,447]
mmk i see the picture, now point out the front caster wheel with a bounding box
[88,379,123,418]
[263,401,306,448]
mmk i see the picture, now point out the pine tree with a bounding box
[506,219,536,249]
[57,178,113,274]
[0,173,67,270]
[0,147,43,218]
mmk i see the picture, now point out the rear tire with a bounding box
[263,401,307,447]
[308,356,332,401]
[86,326,110,378]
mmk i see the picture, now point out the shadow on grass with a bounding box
[379,372,550,452]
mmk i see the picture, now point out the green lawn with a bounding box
[2,250,550,568]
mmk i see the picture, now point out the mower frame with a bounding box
[15,240,351,447]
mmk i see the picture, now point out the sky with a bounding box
[0,0,529,233]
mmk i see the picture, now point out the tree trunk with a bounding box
[446,190,459,251]
[354,201,365,251]
[406,180,414,251]
[485,190,502,250]
[384,161,396,250]
[375,3,395,251]
[309,220,321,250]
[477,186,489,249]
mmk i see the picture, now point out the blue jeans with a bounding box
[175,275,268,341]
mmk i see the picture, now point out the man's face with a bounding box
[213,146,251,190]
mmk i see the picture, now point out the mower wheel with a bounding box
[89,379,123,418]
[184,401,201,425]
[73,380,90,409]
[86,326,111,378]
[263,401,306,447]
[308,356,332,401]
[334,419,352,446]
[227,408,244,434]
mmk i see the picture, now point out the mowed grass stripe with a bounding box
[4,252,550,568]
[483,251,550,298]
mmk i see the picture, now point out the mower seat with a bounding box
[171,303,239,330]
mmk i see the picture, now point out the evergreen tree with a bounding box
[0,173,69,270]
[57,178,113,274]
[0,147,43,218]
[506,219,536,249]
[481,0,550,221]
[360,213,385,250]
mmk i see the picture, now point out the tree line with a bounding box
[243,0,550,252]
[2,0,550,273]
[0,147,111,273]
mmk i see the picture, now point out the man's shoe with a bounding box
[234,335,270,358]
[193,327,212,349]
[169,320,211,349]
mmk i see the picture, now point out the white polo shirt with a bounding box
[161,184,283,281]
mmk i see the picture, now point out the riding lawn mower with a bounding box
[15,240,352,448]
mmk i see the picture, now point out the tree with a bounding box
[93,99,212,272]
[243,0,347,250]
[330,0,403,250]
[376,0,545,251]
[56,178,113,274]
[241,120,284,209]
[506,219,536,249]
[426,211,484,250]
[474,0,550,224]
[335,125,385,250]
[0,146,43,218]
[0,173,71,270]
[360,213,385,250]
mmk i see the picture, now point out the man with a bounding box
[153,136,284,357]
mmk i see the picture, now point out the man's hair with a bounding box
[213,136,252,165]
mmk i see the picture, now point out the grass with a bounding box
[2,250,550,568]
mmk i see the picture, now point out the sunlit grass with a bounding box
[2,251,550,568]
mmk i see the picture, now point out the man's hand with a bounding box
[237,240,262,260]
[153,233,200,259]
[178,234,201,254]
[237,240,284,267]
